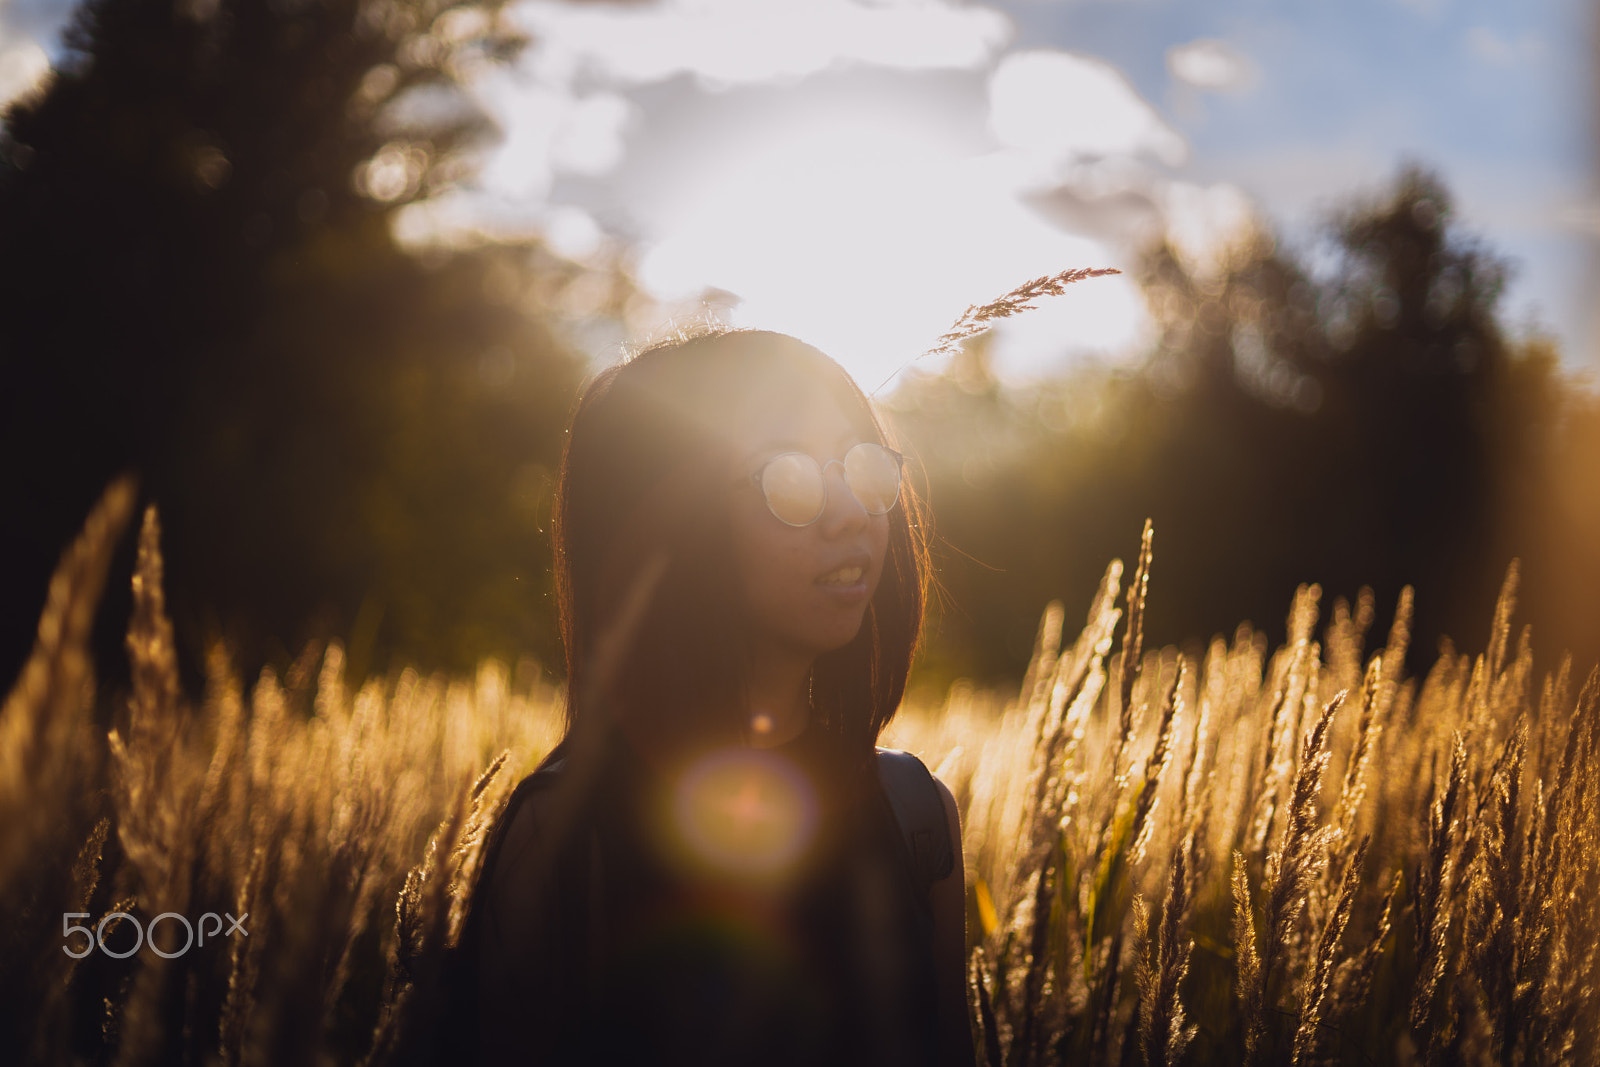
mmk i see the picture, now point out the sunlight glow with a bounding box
[0,40,49,112]
[1162,181,1259,277]
[636,117,1143,390]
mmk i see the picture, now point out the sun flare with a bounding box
[636,114,1144,391]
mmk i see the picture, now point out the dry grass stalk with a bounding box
[1464,722,1524,1059]
[1232,851,1265,1056]
[1410,729,1469,1061]
[1291,833,1368,1066]
[1247,586,1322,863]
[12,494,1600,1066]
[1136,834,1197,1067]
[1109,521,1153,785]
[1329,867,1400,1028]
[0,477,137,1059]
[32,489,559,1065]
[922,267,1124,364]
[25,815,111,1063]
[1331,656,1383,856]
[107,506,209,1067]
[1242,691,1342,1065]
[0,474,136,879]
[909,541,1600,1067]
[1130,658,1184,866]
[869,266,1122,393]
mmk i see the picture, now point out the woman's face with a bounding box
[727,384,892,661]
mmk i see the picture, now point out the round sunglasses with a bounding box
[742,442,905,527]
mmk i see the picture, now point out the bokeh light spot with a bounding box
[671,747,817,881]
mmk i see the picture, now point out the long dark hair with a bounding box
[550,328,933,769]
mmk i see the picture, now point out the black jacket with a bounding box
[433,729,948,1066]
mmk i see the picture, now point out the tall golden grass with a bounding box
[3,483,1596,1065]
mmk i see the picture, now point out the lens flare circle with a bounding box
[671,748,818,880]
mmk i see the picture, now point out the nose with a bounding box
[817,460,869,531]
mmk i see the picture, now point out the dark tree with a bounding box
[0,0,604,701]
[890,166,1564,684]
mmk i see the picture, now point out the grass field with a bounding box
[2,478,1596,1065]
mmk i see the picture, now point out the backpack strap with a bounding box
[874,747,954,895]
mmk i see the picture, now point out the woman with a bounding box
[453,328,971,1066]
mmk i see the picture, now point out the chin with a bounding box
[813,634,858,656]
[807,617,869,655]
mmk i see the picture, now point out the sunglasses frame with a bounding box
[742,442,906,527]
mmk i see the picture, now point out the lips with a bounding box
[816,565,864,586]
[815,555,872,586]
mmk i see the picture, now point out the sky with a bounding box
[2,0,1594,392]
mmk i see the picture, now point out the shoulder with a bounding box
[873,747,959,885]
[922,765,962,884]
[499,762,564,838]
[874,747,957,815]
[480,763,567,925]
[930,773,960,853]
[468,762,580,1060]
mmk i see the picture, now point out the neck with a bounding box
[742,641,814,748]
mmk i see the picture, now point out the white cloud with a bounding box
[470,62,638,201]
[399,4,1264,378]
[1166,38,1257,93]
[511,0,1012,89]
[550,91,636,174]
[1192,141,1391,223]
[1465,26,1545,68]
[988,49,1187,167]
[451,0,1007,251]
[0,38,50,112]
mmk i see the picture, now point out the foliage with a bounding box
[0,0,609,700]
[7,0,1592,719]
[886,166,1585,690]
[5,479,1599,1064]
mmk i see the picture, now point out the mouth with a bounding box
[816,565,864,586]
[815,557,871,587]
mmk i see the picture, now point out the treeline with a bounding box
[890,168,1598,689]
[1,0,1594,703]
[0,0,630,702]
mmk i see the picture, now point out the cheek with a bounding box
[727,507,894,643]
[871,517,891,570]
[729,508,802,613]
[761,543,816,609]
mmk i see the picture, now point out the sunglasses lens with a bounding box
[844,443,902,514]
[760,452,825,525]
